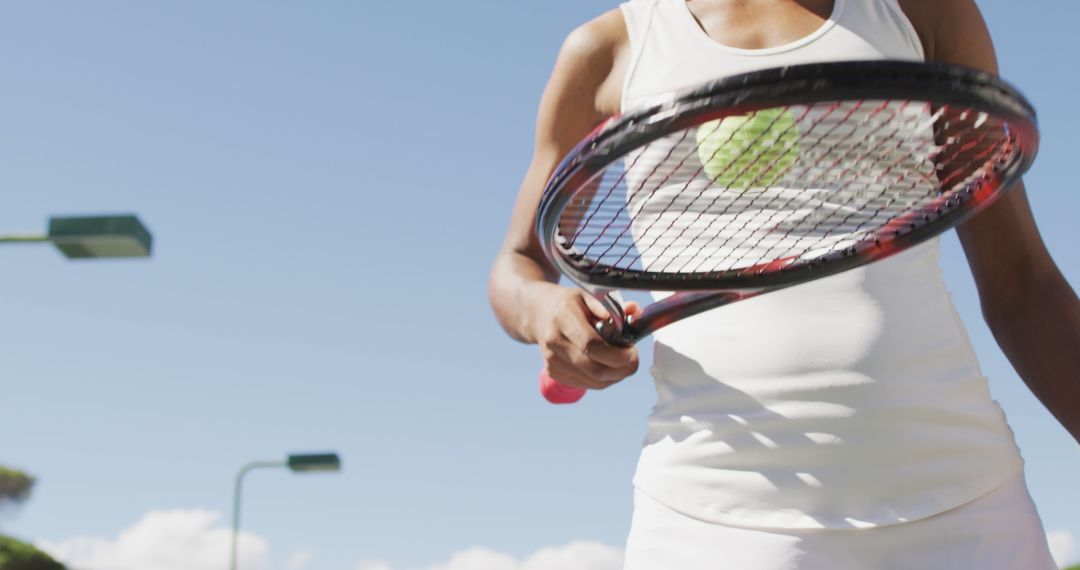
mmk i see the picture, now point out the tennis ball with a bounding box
[696,108,800,188]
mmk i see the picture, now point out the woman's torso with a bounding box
[609,0,1024,529]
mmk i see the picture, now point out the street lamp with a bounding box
[0,214,152,259]
[229,452,342,570]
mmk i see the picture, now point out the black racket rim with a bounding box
[537,60,1039,292]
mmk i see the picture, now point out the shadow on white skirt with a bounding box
[624,472,1056,569]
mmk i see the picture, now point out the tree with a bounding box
[0,469,34,510]
[0,536,64,570]
[0,466,65,570]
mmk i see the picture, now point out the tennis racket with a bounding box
[536,60,1038,404]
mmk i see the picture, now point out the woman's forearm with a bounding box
[984,266,1080,443]
[488,250,560,344]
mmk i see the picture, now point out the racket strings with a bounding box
[651,101,888,274]
[727,102,934,272]
[635,101,921,273]
[571,129,692,261]
[575,104,820,270]
[594,109,797,272]
[556,99,1014,279]
[641,103,818,274]
[932,111,1004,189]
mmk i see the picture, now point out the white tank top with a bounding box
[622,0,1024,529]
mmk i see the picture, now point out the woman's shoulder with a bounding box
[556,8,630,117]
[894,0,993,63]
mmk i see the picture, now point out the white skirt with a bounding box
[624,472,1056,569]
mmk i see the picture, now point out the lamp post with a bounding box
[229,452,341,570]
[0,214,152,259]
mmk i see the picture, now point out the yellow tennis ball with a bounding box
[696,108,800,188]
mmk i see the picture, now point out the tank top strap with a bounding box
[619,0,661,111]
[839,0,925,60]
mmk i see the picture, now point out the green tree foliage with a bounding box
[0,535,65,570]
[0,469,34,509]
[0,467,63,569]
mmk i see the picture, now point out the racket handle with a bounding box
[538,311,629,405]
[539,370,587,404]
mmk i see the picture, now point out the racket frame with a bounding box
[536,61,1038,345]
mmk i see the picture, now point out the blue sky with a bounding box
[0,1,1076,569]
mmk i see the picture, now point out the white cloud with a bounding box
[36,509,268,570]
[354,562,394,570]
[519,542,623,570]
[429,547,517,570]
[366,542,623,570]
[33,514,1072,570]
[36,510,621,570]
[1048,529,1076,569]
[286,548,315,570]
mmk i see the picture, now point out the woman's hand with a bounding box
[527,284,641,391]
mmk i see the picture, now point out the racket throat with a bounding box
[592,290,632,346]
[618,288,770,345]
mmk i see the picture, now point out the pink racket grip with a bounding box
[539,370,587,404]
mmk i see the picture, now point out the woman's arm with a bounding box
[904,0,1080,442]
[487,11,641,391]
